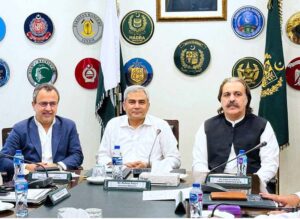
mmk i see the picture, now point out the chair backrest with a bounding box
[164,119,179,148]
[2,128,13,146]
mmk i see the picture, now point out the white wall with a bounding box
[0,0,299,194]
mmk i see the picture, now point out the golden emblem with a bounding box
[286,12,300,44]
[261,53,284,97]
[130,67,146,84]
[237,62,259,86]
[82,19,95,37]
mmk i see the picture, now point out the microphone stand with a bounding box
[0,151,53,188]
[202,141,267,193]
[147,129,161,168]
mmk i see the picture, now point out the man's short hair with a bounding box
[32,83,60,103]
[217,77,253,114]
[123,85,150,101]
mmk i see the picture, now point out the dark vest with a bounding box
[204,113,267,174]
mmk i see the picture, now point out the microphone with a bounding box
[202,141,267,193]
[147,129,162,168]
[0,151,53,188]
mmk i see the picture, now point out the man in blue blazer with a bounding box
[0,84,84,181]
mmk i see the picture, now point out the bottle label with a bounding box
[15,182,28,191]
[112,157,123,165]
[189,193,198,203]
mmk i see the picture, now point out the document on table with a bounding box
[143,187,191,201]
[0,188,52,204]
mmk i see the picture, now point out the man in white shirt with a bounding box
[192,77,279,191]
[97,85,181,169]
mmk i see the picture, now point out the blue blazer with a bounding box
[0,116,84,178]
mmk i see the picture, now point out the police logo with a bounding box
[124,58,153,86]
[232,57,263,89]
[286,57,300,90]
[232,6,264,39]
[174,39,210,76]
[24,12,54,44]
[27,58,57,87]
[121,10,154,45]
[0,59,10,87]
[75,58,100,89]
[73,12,103,45]
[0,17,6,41]
[286,12,300,45]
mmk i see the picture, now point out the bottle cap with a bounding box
[239,149,245,153]
[192,183,200,188]
[114,145,120,149]
[15,150,22,154]
[17,174,25,178]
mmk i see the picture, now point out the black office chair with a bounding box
[2,128,12,146]
[164,119,179,148]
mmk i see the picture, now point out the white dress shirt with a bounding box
[34,117,66,170]
[192,117,279,186]
[97,115,181,169]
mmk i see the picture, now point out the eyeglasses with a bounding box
[37,101,58,108]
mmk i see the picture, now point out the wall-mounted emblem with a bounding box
[24,12,54,44]
[0,59,10,87]
[121,10,154,45]
[73,12,103,45]
[232,57,263,89]
[231,6,264,39]
[27,58,57,87]
[0,17,6,41]
[124,58,153,86]
[174,39,210,76]
[286,57,300,90]
[286,12,300,44]
[75,58,100,89]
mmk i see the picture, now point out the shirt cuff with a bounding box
[57,162,67,170]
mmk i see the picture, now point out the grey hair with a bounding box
[32,83,60,103]
[123,85,149,101]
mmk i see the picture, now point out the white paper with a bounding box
[143,187,191,201]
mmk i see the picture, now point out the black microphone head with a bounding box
[261,141,267,147]
[156,129,161,135]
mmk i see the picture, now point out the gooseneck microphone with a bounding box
[0,151,53,188]
[147,129,162,168]
[202,141,267,192]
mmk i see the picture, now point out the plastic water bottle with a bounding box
[237,149,247,176]
[112,145,123,180]
[15,174,28,217]
[189,183,203,218]
[13,150,24,181]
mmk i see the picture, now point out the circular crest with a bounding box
[232,57,263,89]
[24,12,54,44]
[286,12,300,44]
[231,6,264,39]
[286,57,300,90]
[124,58,153,86]
[27,58,57,87]
[73,12,103,45]
[0,59,10,87]
[121,10,154,45]
[75,58,100,89]
[174,39,210,76]
[0,17,6,41]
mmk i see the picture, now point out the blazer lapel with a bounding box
[29,118,42,160]
[52,118,62,160]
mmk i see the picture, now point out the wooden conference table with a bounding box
[1,170,270,218]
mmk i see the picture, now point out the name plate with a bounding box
[29,172,72,183]
[45,187,71,206]
[103,179,151,191]
[207,175,251,189]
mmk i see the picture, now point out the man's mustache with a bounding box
[226,102,239,108]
